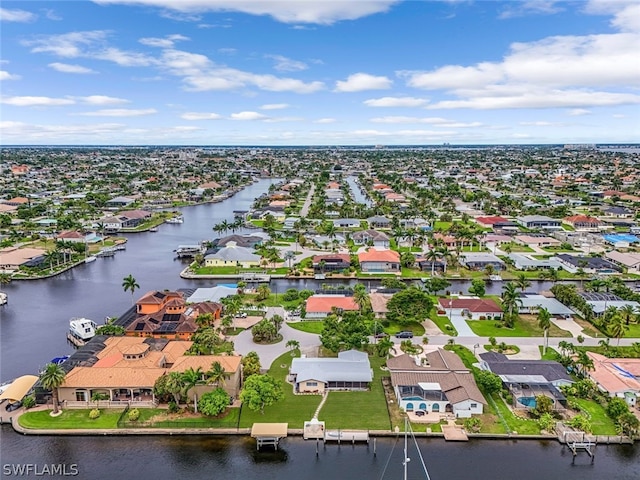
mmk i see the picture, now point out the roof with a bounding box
[186,286,237,303]
[586,352,640,394]
[475,216,510,225]
[305,295,359,313]
[169,355,241,374]
[390,371,486,405]
[460,252,504,264]
[606,251,640,267]
[0,375,39,402]
[312,254,351,264]
[358,248,400,263]
[290,350,372,383]
[207,243,261,262]
[437,297,502,313]
[61,366,166,388]
[251,423,288,438]
[136,290,184,305]
[387,350,468,372]
[369,293,392,314]
[479,352,572,383]
[564,215,601,224]
[517,294,574,315]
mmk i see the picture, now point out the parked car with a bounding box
[374,332,389,339]
[5,400,22,412]
[395,331,414,339]
[235,312,247,318]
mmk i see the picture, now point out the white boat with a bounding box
[69,317,97,342]
[85,256,97,264]
[0,292,7,306]
[166,216,184,224]
[149,227,159,232]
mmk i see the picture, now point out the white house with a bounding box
[289,350,372,393]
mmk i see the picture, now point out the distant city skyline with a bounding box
[1,0,638,145]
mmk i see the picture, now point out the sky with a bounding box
[0,0,639,146]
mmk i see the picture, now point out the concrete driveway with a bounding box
[448,312,478,337]
[232,321,321,369]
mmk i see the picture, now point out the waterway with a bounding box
[345,175,372,206]
[1,178,638,477]
[1,427,638,480]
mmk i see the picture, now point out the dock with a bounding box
[441,424,469,441]
[67,333,88,347]
[251,423,288,450]
[175,245,202,258]
[324,429,369,444]
[241,273,271,282]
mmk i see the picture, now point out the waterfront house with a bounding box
[312,254,351,273]
[605,251,640,274]
[204,241,261,268]
[516,215,563,230]
[479,352,571,410]
[0,247,47,271]
[458,252,505,271]
[556,254,622,274]
[57,337,242,406]
[289,350,373,393]
[105,196,135,208]
[358,248,401,273]
[437,297,502,320]
[352,229,390,248]
[387,350,485,418]
[367,215,391,229]
[215,234,263,249]
[369,292,392,319]
[304,295,359,319]
[513,235,561,248]
[506,253,564,271]
[515,293,574,317]
[333,218,361,229]
[585,352,639,407]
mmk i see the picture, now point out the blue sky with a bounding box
[1,0,638,145]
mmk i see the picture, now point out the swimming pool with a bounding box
[402,397,425,402]
[518,397,537,408]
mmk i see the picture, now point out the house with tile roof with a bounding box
[437,297,503,320]
[289,350,373,393]
[56,337,242,406]
[387,350,486,418]
[563,214,603,232]
[586,352,640,407]
[204,241,261,268]
[358,248,400,273]
[304,295,359,319]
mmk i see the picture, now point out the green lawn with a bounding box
[19,409,125,429]
[466,315,572,338]
[383,320,425,336]
[428,310,458,336]
[237,352,322,428]
[489,393,541,435]
[287,321,324,334]
[538,346,561,361]
[319,356,391,430]
[434,221,452,232]
[570,398,617,435]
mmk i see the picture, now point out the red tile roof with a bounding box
[306,296,359,313]
[358,249,400,263]
[437,298,502,313]
[475,216,509,225]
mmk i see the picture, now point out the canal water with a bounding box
[1,178,638,476]
[1,427,638,480]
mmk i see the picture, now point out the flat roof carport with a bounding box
[0,375,39,402]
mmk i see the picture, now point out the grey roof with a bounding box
[460,252,504,263]
[517,215,558,223]
[205,243,260,262]
[290,350,372,383]
[186,286,237,303]
[518,294,574,315]
[479,352,572,383]
[508,253,564,270]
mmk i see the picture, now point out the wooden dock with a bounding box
[251,423,288,450]
[442,424,469,441]
[67,333,87,347]
[324,429,369,444]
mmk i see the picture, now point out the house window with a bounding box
[75,390,87,402]
[470,403,477,408]
[307,382,318,387]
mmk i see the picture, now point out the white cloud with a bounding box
[567,108,591,116]
[335,73,392,92]
[1,96,75,107]
[363,96,429,107]
[0,7,37,22]
[139,34,189,48]
[78,108,157,116]
[181,112,222,120]
[0,70,21,81]
[23,30,109,57]
[400,63,504,90]
[498,1,563,19]
[78,95,130,105]
[265,54,307,72]
[314,118,336,124]
[230,111,266,121]
[42,8,62,21]
[260,103,289,110]
[519,121,563,126]
[370,116,482,128]
[0,121,127,139]
[263,116,303,123]
[585,0,640,33]
[159,48,325,93]
[49,62,97,74]
[98,47,157,66]
[94,0,400,25]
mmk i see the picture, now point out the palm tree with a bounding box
[353,283,371,315]
[207,361,227,387]
[537,307,552,355]
[514,272,531,293]
[0,272,12,286]
[166,371,186,405]
[285,339,300,356]
[283,250,296,268]
[501,282,522,328]
[40,363,66,414]
[182,367,205,411]
[619,304,637,325]
[609,316,629,346]
[122,274,140,305]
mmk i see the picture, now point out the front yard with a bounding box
[466,315,573,338]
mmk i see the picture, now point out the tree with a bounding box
[40,363,66,414]
[0,272,12,286]
[475,370,502,394]
[514,273,531,293]
[207,361,227,388]
[376,337,394,357]
[352,283,371,315]
[256,284,271,301]
[501,282,522,328]
[122,274,140,305]
[199,388,231,417]
[239,374,284,414]
[606,397,629,421]
[166,371,186,405]
[386,287,433,326]
[420,277,451,295]
[468,278,486,297]
[241,351,262,380]
[609,316,629,346]
[531,395,554,418]
[537,307,552,355]
[286,339,300,356]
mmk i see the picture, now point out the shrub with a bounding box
[168,401,179,413]
[463,417,482,433]
[22,396,36,410]
[128,408,140,422]
[89,409,101,420]
[504,394,513,405]
[282,288,299,301]
[489,337,497,346]
[538,413,556,433]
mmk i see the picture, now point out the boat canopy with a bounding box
[0,375,39,402]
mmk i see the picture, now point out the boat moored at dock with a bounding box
[68,318,97,346]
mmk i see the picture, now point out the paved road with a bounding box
[299,184,315,217]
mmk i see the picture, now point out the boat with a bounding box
[84,255,97,263]
[489,274,502,281]
[49,355,69,366]
[0,292,7,306]
[149,227,159,232]
[166,216,184,224]
[114,243,127,251]
[68,317,97,344]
